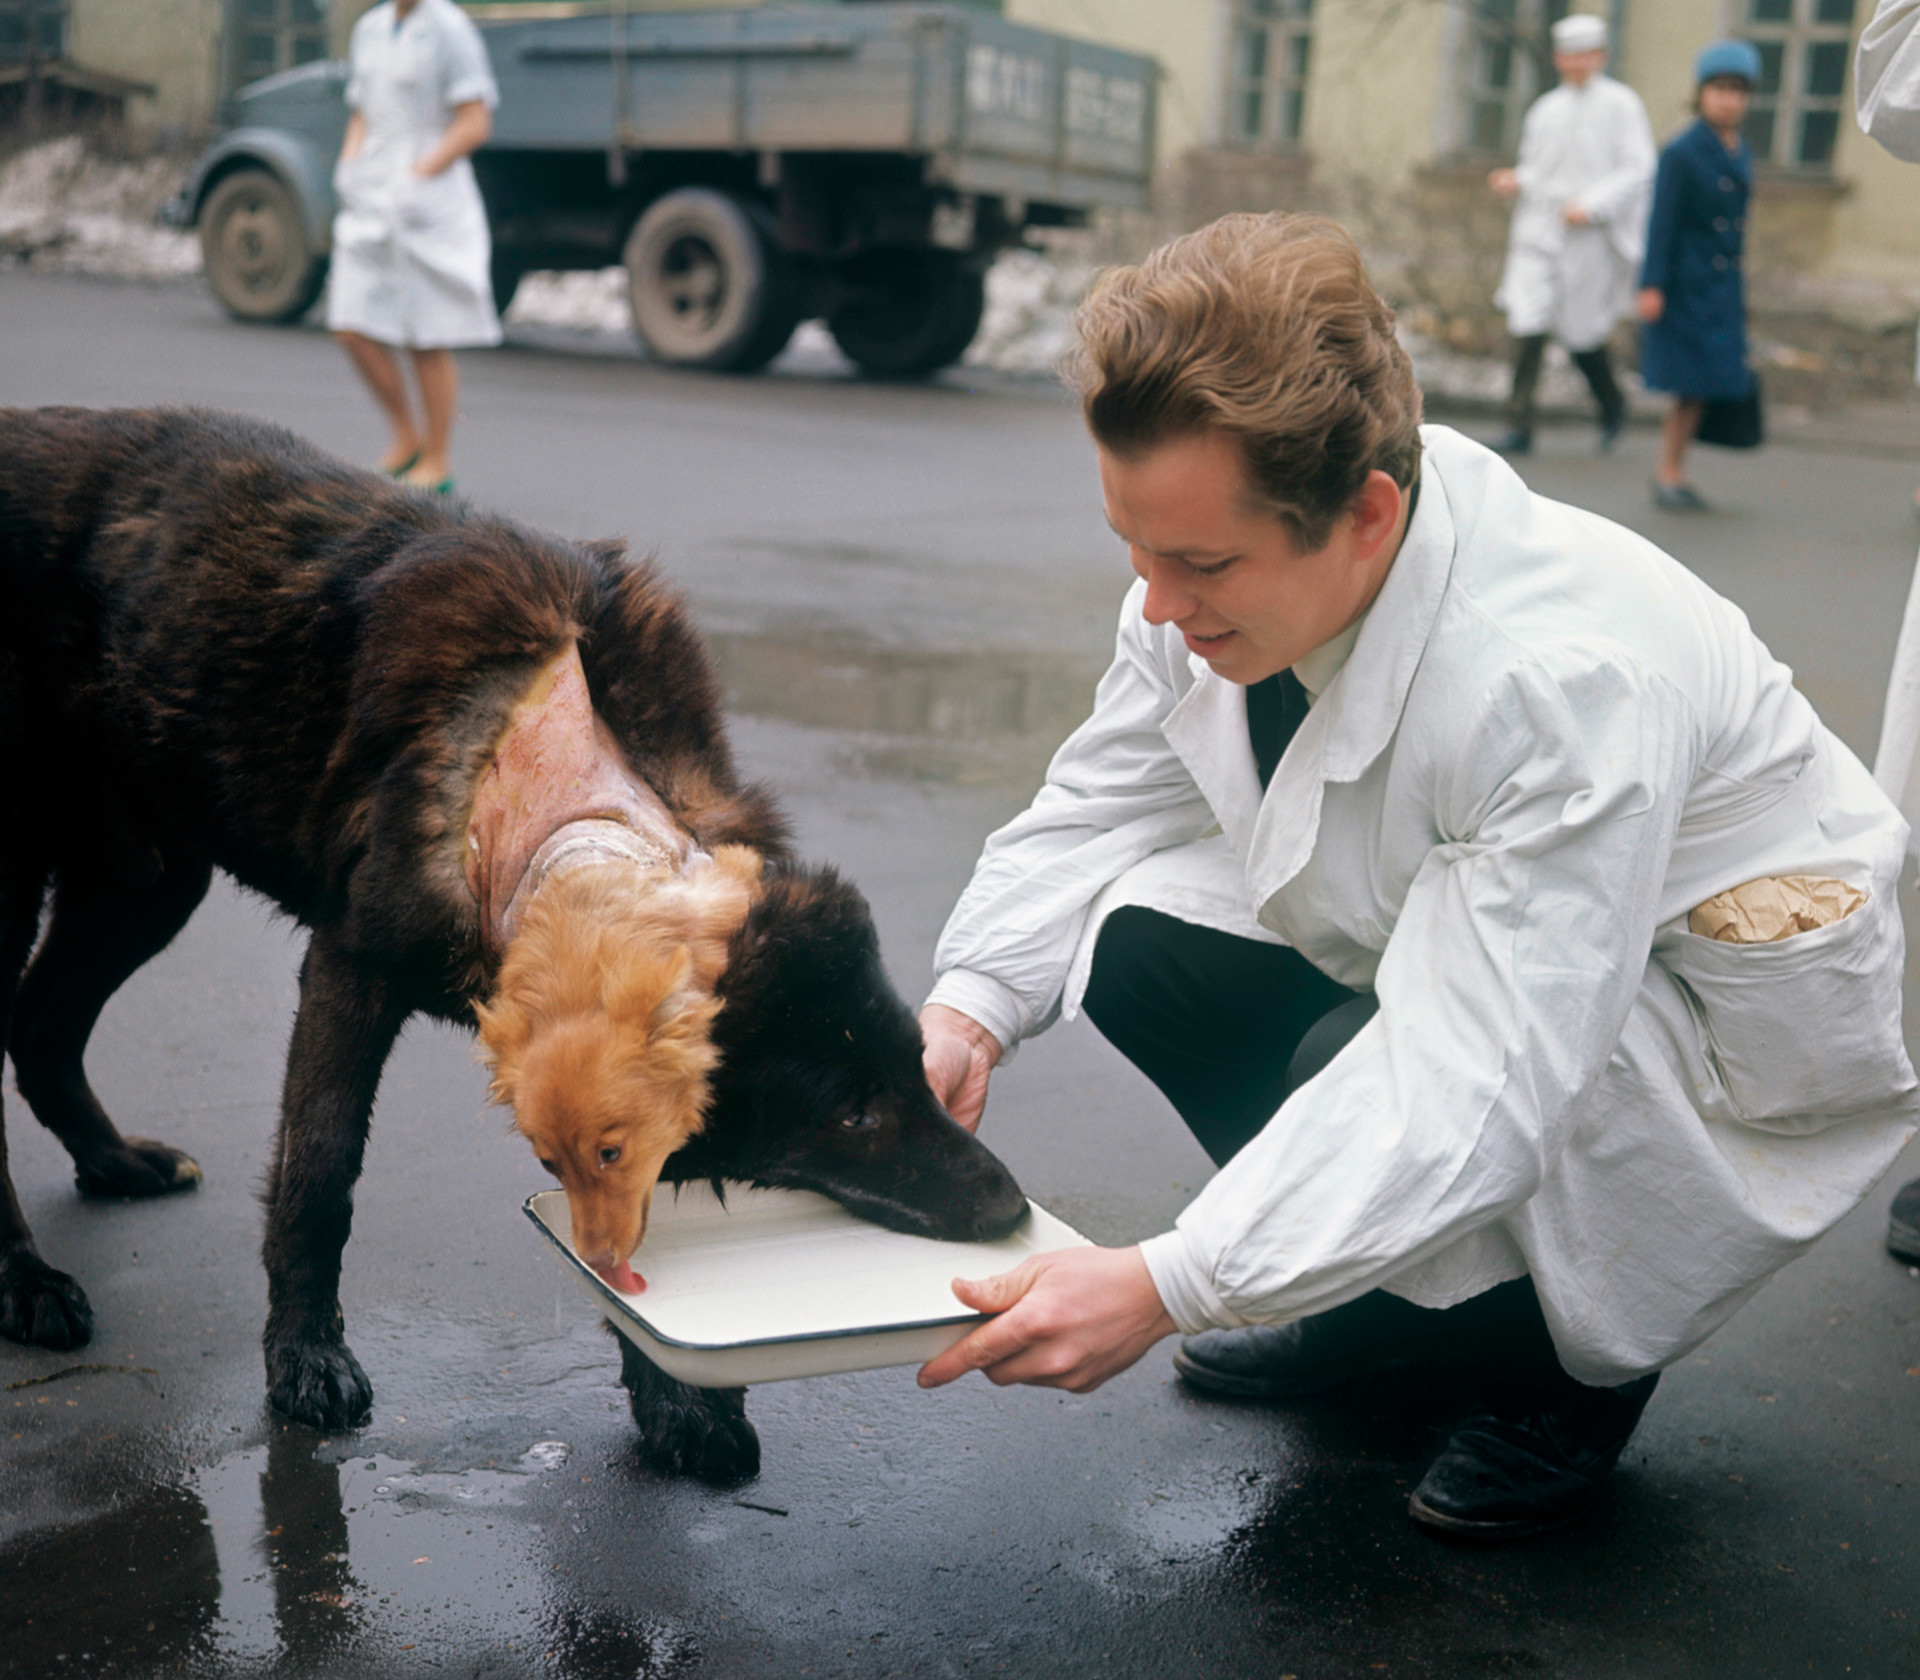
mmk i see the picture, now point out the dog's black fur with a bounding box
[0,407,1024,1483]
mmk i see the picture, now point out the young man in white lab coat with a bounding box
[1487,14,1655,456]
[915,214,1917,1540]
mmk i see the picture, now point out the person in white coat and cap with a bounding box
[329,0,503,495]
[1487,14,1655,456]
[913,213,1917,1541]
[1853,0,1920,1265]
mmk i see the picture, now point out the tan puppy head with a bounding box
[475,856,757,1290]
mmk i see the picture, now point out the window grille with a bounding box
[1226,0,1315,147]
[231,0,328,88]
[0,0,66,62]
[1458,0,1572,157]
[1737,0,1856,171]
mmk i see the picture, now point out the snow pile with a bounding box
[0,135,199,279]
[502,265,629,333]
[961,246,1098,376]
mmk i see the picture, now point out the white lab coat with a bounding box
[928,427,1917,1387]
[1495,74,1656,351]
[327,0,502,349]
[1857,0,1920,842]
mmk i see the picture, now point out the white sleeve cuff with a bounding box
[923,968,1028,1065]
[1139,1229,1243,1336]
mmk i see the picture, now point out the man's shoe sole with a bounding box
[1407,1489,1598,1542]
[1170,1345,1410,1400]
[1888,1214,1920,1264]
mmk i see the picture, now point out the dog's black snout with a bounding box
[964,1158,1030,1240]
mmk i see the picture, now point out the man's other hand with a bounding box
[1636,287,1665,323]
[917,1246,1178,1393]
[1562,201,1592,226]
[1487,167,1520,198]
[919,1004,1002,1133]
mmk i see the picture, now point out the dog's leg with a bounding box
[0,853,93,1350]
[261,928,409,1432]
[10,859,213,1198]
[610,1323,760,1486]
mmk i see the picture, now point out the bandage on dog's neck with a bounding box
[464,643,707,950]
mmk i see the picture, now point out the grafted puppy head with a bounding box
[679,864,1030,1242]
[475,851,760,1290]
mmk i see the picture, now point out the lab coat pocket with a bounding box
[396,168,457,235]
[1655,885,1911,1133]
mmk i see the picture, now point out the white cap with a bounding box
[1551,14,1608,53]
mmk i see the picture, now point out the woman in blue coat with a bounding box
[1637,40,1760,511]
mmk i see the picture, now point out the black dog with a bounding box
[0,406,1023,1483]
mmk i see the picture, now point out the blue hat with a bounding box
[1695,39,1763,87]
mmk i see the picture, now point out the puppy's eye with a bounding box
[598,1144,622,1166]
[538,1157,558,1175]
[839,1113,879,1134]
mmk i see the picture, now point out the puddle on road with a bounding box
[1,1428,697,1679]
[704,630,1105,787]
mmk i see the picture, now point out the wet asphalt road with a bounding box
[2,272,1919,1680]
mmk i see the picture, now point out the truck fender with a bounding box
[174,128,336,255]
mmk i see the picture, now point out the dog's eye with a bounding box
[838,1112,879,1134]
[538,1157,558,1176]
[598,1144,622,1166]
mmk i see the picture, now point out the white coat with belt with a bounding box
[928,427,1917,1387]
[1495,74,1656,352]
[326,0,502,350]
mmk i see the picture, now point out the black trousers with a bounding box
[1507,333,1626,434]
[1082,906,1585,1413]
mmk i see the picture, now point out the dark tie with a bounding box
[1245,668,1310,791]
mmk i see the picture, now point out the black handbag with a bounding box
[1694,374,1764,450]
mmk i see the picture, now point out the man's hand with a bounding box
[919,1004,1002,1133]
[1636,287,1665,323]
[1562,201,1593,227]
[1487,167,1520,199]
[916,1246,1177,1393]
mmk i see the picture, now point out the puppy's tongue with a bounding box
[598,1258,645,1295]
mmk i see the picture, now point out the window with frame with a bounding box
[230,0,328,89]
[0,0,67,62]
[1226,0,1315,148]
[1459,0,1571,156]
[1738,0,1856,171]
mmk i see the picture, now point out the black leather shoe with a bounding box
[1889,1176,1920,1264]
[1173,1290,1445,1399]
[1408,1372,1659,1541]
[1491,427,1533,456]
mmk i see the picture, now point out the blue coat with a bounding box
[1638,119,1753,400]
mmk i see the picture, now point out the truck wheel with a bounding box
[199,167,326,324]
[827,251,986,379]
[623,188,800,373]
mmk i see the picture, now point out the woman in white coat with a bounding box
[915,215,1916,1541]
[329,0,502,494]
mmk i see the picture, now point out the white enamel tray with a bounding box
[524,1182,1090,1388]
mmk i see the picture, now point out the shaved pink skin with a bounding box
[464,644,692,952]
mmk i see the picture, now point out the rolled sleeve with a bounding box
[1140,1229,1239,1335]
[439,5,500,109]
[922,967,1028,1063]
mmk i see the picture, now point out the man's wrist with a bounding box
[923,968,1025,1056]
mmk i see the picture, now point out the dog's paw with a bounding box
[0,1247,95,1349]
[613,1328,760,1485]
[75,1137,204,1201]
[267,1334,373,1431]
[634,1386,761,1487]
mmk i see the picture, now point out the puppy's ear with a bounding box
[472,991,530,1106]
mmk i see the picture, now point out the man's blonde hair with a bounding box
[1069,213,1423,552]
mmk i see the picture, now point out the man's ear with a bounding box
[1351,470,1409,561]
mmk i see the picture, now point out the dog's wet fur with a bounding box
[0,407,1025,1483]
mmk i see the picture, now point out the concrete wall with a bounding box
[66,0,225,134]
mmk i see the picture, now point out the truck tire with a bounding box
[827,250,986,379]
[199,167,327,324]
[623,188,800,373]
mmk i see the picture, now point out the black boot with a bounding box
[1496,334,1547,457]
[1889,1176,1920,1263]
[1172,1289,1448,1398]
[1409,1371,1659,1541]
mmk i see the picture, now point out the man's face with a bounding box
[1554,48,1607,86]
[1098,431,1396,687]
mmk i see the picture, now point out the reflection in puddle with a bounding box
[0,1428,700,1678]
[705,631,1103,786]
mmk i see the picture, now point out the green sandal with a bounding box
[382,450,421,478]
